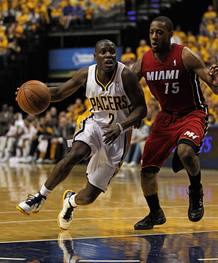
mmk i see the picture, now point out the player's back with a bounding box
[141,44,206,113]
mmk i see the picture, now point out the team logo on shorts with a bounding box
[184,131,199,140]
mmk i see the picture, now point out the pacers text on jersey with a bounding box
[89,95,129,111]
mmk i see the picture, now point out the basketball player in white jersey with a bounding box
[17,39,147,229]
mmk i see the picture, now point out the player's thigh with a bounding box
[178,110,207,151]
[141,132,177,169]
[66,141,91,163]
[87,152,118,192]
[73,118,102,155]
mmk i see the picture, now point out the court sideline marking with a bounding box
[1,229,218,244]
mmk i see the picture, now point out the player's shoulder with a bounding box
[71,67,89,85]
[121,64,135,79]
[121,66,139,87]
[77,67,89,76]
[142,48,152,59]
[169,43,185,55]
[181,45,200,61]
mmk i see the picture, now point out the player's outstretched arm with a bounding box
[49,68,88,102]
[182,47,218,94]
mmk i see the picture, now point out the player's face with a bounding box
[149,21,172,52]
[95,42,117,72]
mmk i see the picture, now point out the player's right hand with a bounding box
[102,123,121,145]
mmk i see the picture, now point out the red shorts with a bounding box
[141,110,208,170]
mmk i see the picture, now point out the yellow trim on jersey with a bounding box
[76,109,92,129]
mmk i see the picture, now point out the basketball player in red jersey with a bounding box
[132,16,218,230]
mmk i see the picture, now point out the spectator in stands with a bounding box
[0,34,9,68]
[50,115,75,163]
[49,106,59,128]
[203,5,217,21]
[0,113,25,162]
[36,112,56,164]
[174,25,186,44]
[84,1,94,25]
[49,2,63,30]
[10,118,38,164]
[136,39,150,59]
[121,47,136,67]
[0,104,13,136]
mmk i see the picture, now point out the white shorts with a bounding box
[70,118,131,191]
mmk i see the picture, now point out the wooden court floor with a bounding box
[0,163,218,262]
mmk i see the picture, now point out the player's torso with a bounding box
[86,62,132,125]
[141,44,206,113]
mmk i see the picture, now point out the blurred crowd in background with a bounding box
[0,2,217,166]
[0,0,124,69]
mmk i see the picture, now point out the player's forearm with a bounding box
[49,86,63,102]
[120,105,147,131]
[49,82,80,102]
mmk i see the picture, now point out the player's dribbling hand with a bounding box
[15,87,20,101]
[102,123,121,145]
[209,64,218,86]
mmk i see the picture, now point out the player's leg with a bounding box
[16,141,91,215]
[58,181,102,230]
[57,130,130,230]
[134,132,176,230]
[134,167,166,230]
[175,110,207,222]
[45,141,91,190]
[177,143,203,222]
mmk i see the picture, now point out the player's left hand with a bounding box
[209,64,218,86]
[102,123,121,145]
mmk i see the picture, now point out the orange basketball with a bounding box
[16,80,51,115]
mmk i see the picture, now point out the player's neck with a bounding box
[154,45,172,62]
[96,66,116,86]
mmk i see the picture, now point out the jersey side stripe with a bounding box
[191,73,205,109]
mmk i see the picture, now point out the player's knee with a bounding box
[141,166,159,177]
[177,144,194,165]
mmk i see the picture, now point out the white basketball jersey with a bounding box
[86,62,132,125]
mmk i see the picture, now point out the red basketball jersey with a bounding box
[141,44,207,113]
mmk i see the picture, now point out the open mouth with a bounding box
[105,60,114,66]
[152,42,158,47]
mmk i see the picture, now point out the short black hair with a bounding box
[151,16,174,31]
[95,39,116,50]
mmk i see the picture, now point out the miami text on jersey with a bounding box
[146,69,179,81]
